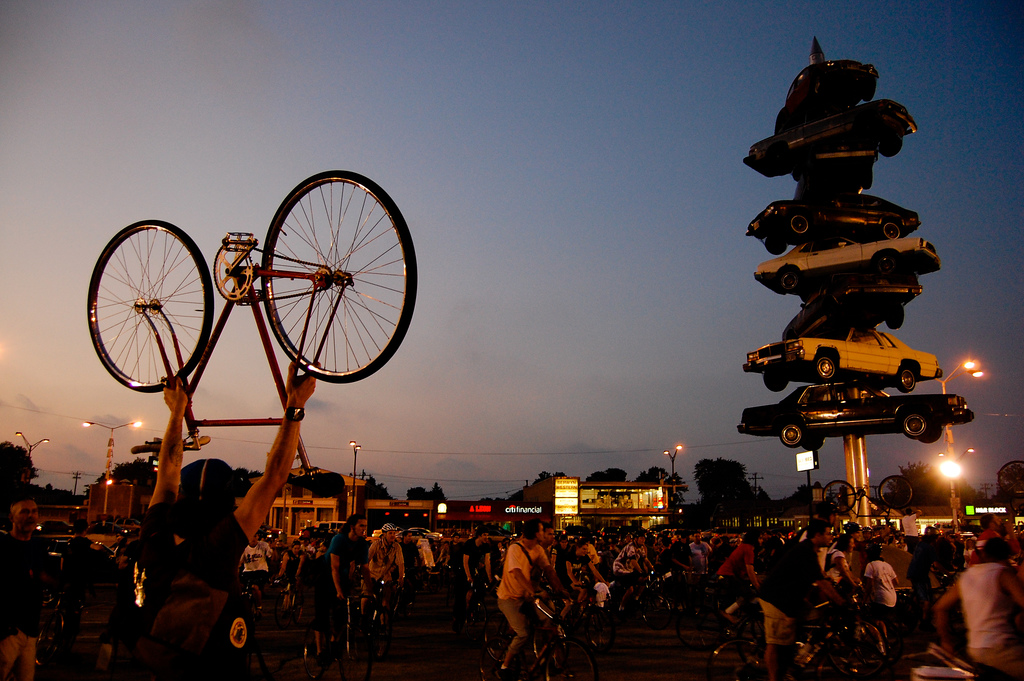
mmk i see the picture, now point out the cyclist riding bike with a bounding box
[612,530,653,615]
[240,532,274,613]
[364,523,405,617]
[716,528,762,624]
[311,514,368,663]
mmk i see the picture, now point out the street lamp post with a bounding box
[937,359,984,456]
[940,448,974,534]
[13,432,48,484]
[83,420,142,517]
[663,444,683,515]
[349,441,361,517]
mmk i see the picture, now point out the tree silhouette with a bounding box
[0,441,35,511]
[407,482,446,500]
[585,468,628,482]
[693,458,752,506]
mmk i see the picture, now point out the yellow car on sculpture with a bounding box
[744,328,941,393]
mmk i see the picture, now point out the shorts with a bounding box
[910,578,931,604]
[241,569,270,587]
[759,599,798,646]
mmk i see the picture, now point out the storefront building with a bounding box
[524,476,674,532]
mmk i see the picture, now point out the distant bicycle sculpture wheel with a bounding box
[878,474,913,510]
[88,221,214,392]
[998,461,1024,497]
[261,171,417,382]
[823,479,857,514]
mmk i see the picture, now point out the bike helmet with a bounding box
[843,521,863,534]
[380,523,401,533]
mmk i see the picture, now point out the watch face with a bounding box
[287,407,305,421]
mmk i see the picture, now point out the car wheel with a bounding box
[920,425,942,444]
[779,422,805,448]
[765,236,787,256]
[901,411,929,438]
[897,367,917,393]
[882,222,900,240]
[885,305,905,330]
[763,372,788,393]
[815,355,837,381]
[879,133,903,157]
[803,435,825,451]
[872,251,898,275]
[790,214,810,235]
[779,267,800,292]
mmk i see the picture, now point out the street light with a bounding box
[939,447,974,534]
[937,359,984,456]
[349,441,361,517]
[13,432,48,484]
[83,420,142,516]
[663,444,683,514]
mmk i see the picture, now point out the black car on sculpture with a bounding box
[737,382,974,450]
[775,58,879,134]
[744,99,917,178]
[748,193,920,255]
[783,273,922,339]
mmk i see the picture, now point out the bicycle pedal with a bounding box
[222,232,258,250]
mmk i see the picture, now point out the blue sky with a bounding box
[1,2,1021,501]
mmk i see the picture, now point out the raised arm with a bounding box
[234,362,316,539]
[150,376,189,508]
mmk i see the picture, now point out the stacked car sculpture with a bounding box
[737,39,974,451]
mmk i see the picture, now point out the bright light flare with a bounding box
[940,460,962,478]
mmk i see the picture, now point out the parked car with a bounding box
[744,328,941,393]
[776,58,878,133]
[748,193,920,255]
[85,521,139,547]
[744,99,916,178]
[737,382,974,450]
[35,520,74,536]
[783,273,922,339]
[754,236,940,295]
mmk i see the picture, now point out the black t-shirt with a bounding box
[757,539,824,618]
[462,539,489,581]
[64,535,95,593]
[553,545,574,586]
[0,533,50,637]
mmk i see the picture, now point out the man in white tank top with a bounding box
[934,536,1024,678]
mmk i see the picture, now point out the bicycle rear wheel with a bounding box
[262,171,417,383]
[545,637,597,681]
[88,221,214,392]
[826,620,887,678]
[641,589,673,630]
[823,479,857,514]
[878,475,913,510]
[465,598,488,643]
[36,609,64,665]
[677,606,722,651]
[707,638,767,681]
[480,631,511,681]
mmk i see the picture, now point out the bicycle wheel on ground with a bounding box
[480,632,511,681]
[582,606,615,653]
[88,221,214,392]
[370,607,392,660]
[338,623,373,681]
[36,609,64,665]
[826,620,887,678]
[877,475,913,509]
[261,171,417,383]
[823,479,857,514]
[676,607,722,651]
[641,590,673,630]
[302,625,329,679]
[545,637,597,681]
[465,598,488,643]
[274,588,294,629]
[707,638,767,681]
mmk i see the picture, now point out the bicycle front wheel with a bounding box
[370,607,392,660]
[36,609,64,665]
[262,171,417,383]
[465,598,488,643]
[641,590,673,630]
[582,605,615,653]
[339,623,373,681]
[707,638,766,681]
[302,624,328,679]
[88,221,214,392]
[878,475,913,510]
[826,620,887,678]
[544,637,597,681]
[274,589,292,629]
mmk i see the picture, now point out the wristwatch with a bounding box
[285,407,305,422]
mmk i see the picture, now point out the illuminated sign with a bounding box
[437,502,447,514]
[796,451,819,472]
[967,506,1008,515]
[554,499,578,515]
[505,504,543,514]
[470,504,492,513]
[554,477,579,515]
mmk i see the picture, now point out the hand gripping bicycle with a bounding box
[87,171,417,466]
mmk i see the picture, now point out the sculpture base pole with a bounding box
[843,433,871,524]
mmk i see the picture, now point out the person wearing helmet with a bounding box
[134,364,315,679]
[364,523,405,617]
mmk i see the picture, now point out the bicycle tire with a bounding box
[36,609,64,665]
[641,590,673,630]
[823,479,857,514]
[706,637,766,681]
[465,597,488,643]
[480,631,511,681]
[676,606,721,651]
[877,474,913,510]
[997,461,1024,497]
[88,220,214,392]
[825,619,887,678]
[544,637,597,681]
[339,622,373,681]
[302,624,329,679]
[274,588,292,629]
[582,605,615,653]
[262,171,417,383]
[370,606,392,660]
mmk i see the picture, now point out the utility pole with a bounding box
[750,472,762,528]
[71,471,82,496]
[978,482,992,500]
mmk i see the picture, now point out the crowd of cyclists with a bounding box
[25,500,1024,680]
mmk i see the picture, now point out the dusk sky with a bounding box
[2,2,1022,502]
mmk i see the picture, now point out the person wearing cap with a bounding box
[364,523,404,617]
[134,363,315,679]
[612,530,653,615]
